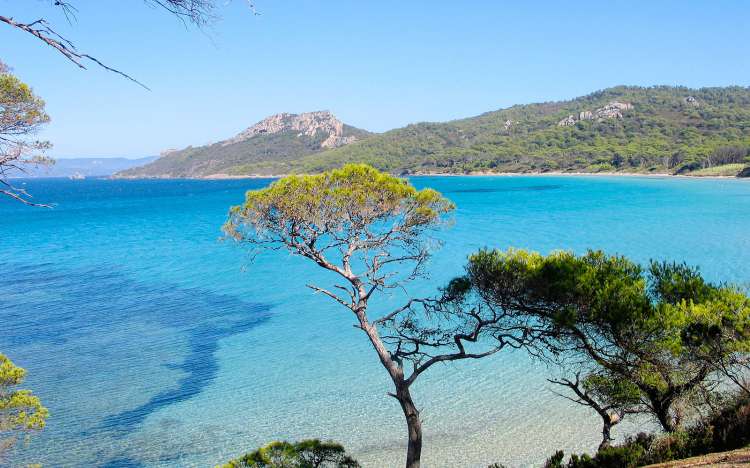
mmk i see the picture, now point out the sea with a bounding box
[2,175,749,467]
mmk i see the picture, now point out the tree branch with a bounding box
[307,284,355,310]
[0,15,150,89]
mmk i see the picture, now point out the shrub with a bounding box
[218,439,360,468]
[537,394,750,468]
[686,393,750,453]
[592,444,646,468]
[542,451,565,468]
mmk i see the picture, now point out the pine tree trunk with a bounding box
[654,401,676,432]
[598,422,613,451]
[396,386,422,468]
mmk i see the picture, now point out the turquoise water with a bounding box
[2,176,750,468]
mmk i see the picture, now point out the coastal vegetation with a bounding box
[0,353,48,459]
[542,392,750,467]
[456,248,750,465]
[124,86,750,178]
[218,439,360,468]
[0,60,52,206]
[296,86,750,177]
[688,163,747,177]
[450,249,750,435]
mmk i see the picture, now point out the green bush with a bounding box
[536,393,750,468]
[543,438,648,468]
[685,392,750,453]
[218,439,360,468]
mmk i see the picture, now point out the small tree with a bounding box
[446,249,750,433]
[225,165,532,468]
[0,62,52,206]
[0,353,48,458]
[548,371,641,450]
[219,439,360,468]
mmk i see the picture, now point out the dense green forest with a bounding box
[296,86,750,176]
[119,86,750,178]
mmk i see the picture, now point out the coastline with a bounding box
[410,171,747,180]
[113,170,749,181]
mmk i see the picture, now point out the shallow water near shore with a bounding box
[2,176,750,467]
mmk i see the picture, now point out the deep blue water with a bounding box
[1,176,749,467]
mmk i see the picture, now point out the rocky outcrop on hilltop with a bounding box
[224,111,357,149]
[557,115,577,127]
[684,96,700,107]
[558,101,634,126]
[115,110,369,178]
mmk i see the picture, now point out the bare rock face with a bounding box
[594,101,633,119]
[558,115,577,127]
[558,101,633,127]
[224,111,357,148]
[684,96,700,107]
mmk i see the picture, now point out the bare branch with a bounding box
[373,299,431,325]
[0,15,149,89]
[0,188,52,208]
[307,284,354,310]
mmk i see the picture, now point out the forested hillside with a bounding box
[118,86,750,178]
[293,86,750,176]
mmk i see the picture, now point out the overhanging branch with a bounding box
[0,15,150,90]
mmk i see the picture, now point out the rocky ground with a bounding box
[644,448,750,467]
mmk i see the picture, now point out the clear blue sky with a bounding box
[2,0,749,158]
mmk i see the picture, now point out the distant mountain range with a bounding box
[117,86,750,178]
[23,156,158,178]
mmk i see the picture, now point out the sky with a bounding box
[1,0,749,158]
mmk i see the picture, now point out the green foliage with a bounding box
[682,392,750,454]
[543,450,566,468]
[218,439,360,468]
[284,86,750,176]
[224,164,457,467]
[581,373,641,410]
[0,61,53,205]
[0,74,49,131]
[540,392,750,467]
[224,163,454,243]
[454,248,750,432]
[120,86,750,177]
[0,353,48,457]
[688,163,746,176]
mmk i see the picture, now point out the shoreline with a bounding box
[410,171,746,180]
[112,170,749,181]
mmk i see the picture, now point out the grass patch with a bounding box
[688,163,745,176]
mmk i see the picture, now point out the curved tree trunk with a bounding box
[357,313,424,468]
[652,400,676,432]
[396,385,422,468]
